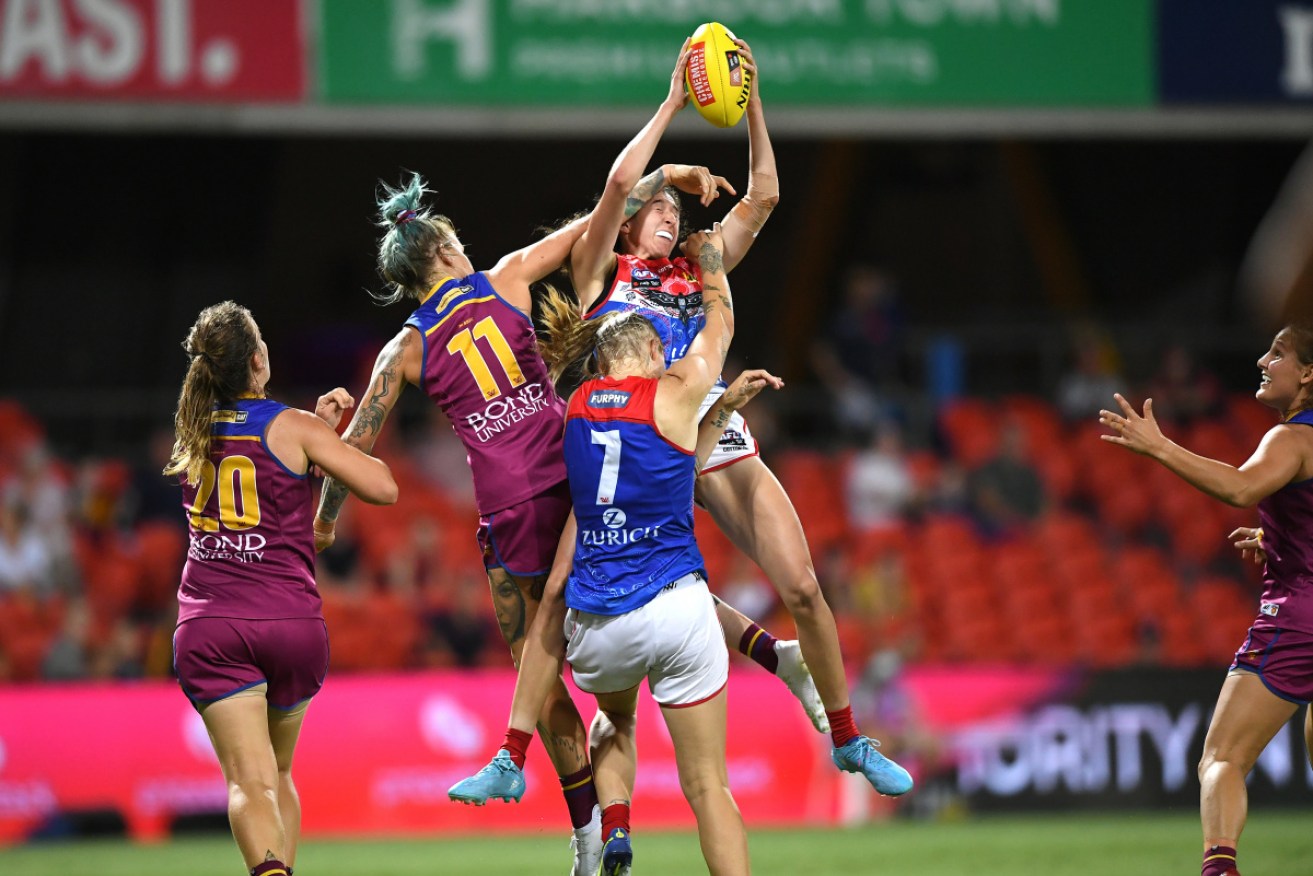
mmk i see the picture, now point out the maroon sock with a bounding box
[251,862,288,876]
[559,765,599,830]
[502,728,533,770]
[827,705,860,748]
[738,623,779,674]
[601,802,631,838]
[1202,845,1238,876]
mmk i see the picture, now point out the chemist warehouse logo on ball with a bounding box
[582,506,662,548]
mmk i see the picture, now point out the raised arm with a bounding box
[695,368,782,470]
[571,41,691,310]
[1099,394,1305,507]
[719,38,778,274]
[659,225,734,427]
[486,215,591,312]
[314,327,421,550]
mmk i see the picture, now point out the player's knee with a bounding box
[778,572,824,617]
[1197,746,1244,782]
[229,775,278,807]
[678,770,729,804]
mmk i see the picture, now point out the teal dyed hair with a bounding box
[373,172,457,305]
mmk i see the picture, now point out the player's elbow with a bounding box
[604,170,637,202]
[748,173,780,207]
[361,465,399,506]
[1223,487,1261,509]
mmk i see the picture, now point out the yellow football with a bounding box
[684,22,752,129]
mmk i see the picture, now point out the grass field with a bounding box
[3,812,1312,875]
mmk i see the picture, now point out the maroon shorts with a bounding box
[478,480,572,577]
[174,617,329,710]
[1230,625,1313,704]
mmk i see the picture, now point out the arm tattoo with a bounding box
[348,339,406,444]
[624,168,667,218]
[318,476,350,523]
[712,408,732,428]
[317,333,410,523]
[697,242,724,275]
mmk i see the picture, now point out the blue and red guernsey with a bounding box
[563,375,705,616]
[406,273,567,515]
[177,399,319,623]
[587,254,703,366]
[1254,409,1313,634]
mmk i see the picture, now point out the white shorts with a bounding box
[565,571,728,707]
[697,384,759,475]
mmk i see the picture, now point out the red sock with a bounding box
[601,802,631,838]
[559,765,599,830]
[826,705,860,748]
[251,862,288,876]
[502,728,533,770]
[1202,845,1238,876]
[737,624,779,674]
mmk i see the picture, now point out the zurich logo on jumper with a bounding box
[603,508,628,529]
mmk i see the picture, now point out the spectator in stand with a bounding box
[41,597,92,681]
[128,426,188,526]
[4,443,75,591]
[1147,342,1224,428]
[427,574,496,668]
[926,460,972,520]
[845,423,917,534]
[811,264,906,437]
[1056,327,1124,422]
[968,420,1046,539]
[0,500,53,597]
[95,616,145,679]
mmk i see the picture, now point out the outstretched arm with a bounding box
[314,328,420,550]
[720,38,778,274]
[1099,393,1304,507]
[696,368,782,470]
[571,40,692,310]
[486,215,591,312]
[665,224,735,406]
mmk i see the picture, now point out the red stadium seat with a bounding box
[1000,395,1065,456]
[134,522,187,611]
[771,449,849,552]
[938,398,999,468]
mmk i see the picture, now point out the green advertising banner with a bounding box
[319,0,1153,108]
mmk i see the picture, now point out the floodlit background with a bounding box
[2,1,1313,873]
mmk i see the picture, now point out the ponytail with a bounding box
[538,285,605,386]
[537,286,662,387]
[374,171,458,305]
[164,302,260,484]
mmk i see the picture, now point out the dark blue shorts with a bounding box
[1230,625,1313,704]
[174,617,329,710]
[477,480,572,577]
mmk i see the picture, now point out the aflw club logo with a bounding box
[603,508,628,529]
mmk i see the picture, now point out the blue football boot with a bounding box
[447,749,526,805]
[598,827,633,876]
[831,736,914,797]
